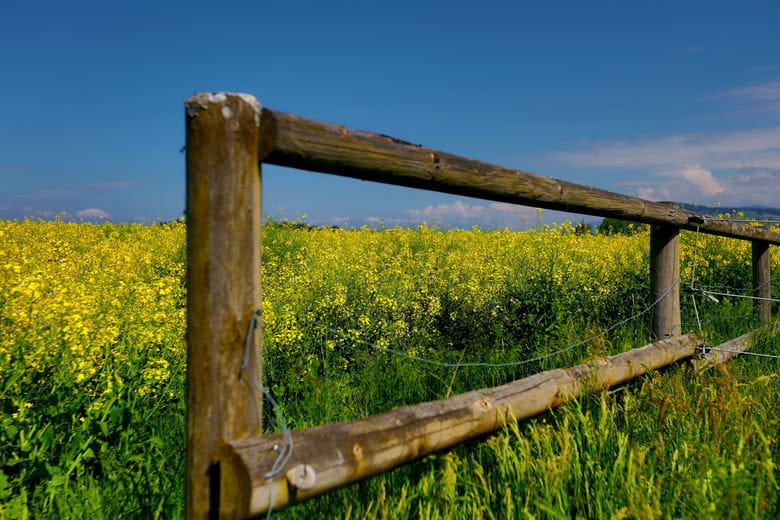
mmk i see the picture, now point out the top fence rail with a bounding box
[254,106,780,245]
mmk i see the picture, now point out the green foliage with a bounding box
[0,220,778,518]
[598,218,649,236]
[0,339,186,519]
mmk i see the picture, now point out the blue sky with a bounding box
[2,0,780,228]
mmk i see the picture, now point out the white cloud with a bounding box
[713,81,780,117]
[752,63,780,73]
[398,200,582,229]
[637,187,657,201]
[674,166,725,197]
[727,167,780,205]
[403,200,540,225]
[548,80,780,207]
[551,123,780,206]
[552,126,780,169]
[76,208,110,219]
[405,200,488,221]
[487,202,534,214]
[734,167,780,184]
[622,166,780,207]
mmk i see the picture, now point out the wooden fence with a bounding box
[184,92,778,519]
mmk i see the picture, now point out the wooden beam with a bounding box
[259,109,780,245]
[186,93,263,520]
[650,224,681,339]
[227,334,700,515]
[693,332,752,372]
[752,241,772,323]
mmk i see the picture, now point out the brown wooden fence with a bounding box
[184,92,777,519]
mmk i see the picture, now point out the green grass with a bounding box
[1,340,187,519]
[276,332,779,519]
[1,222,778,519]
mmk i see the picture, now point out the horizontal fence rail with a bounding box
[184,93,778,519]
[259,108,780,245]
[230,334,702,515]
[693,332,753,372]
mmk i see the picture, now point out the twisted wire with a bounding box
[241,308,293,519]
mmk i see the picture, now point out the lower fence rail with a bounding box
[223,334,716,516]
[693,332,753,372]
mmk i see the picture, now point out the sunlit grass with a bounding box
[0,219,777,518]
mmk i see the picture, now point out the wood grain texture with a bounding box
[693,333,752,372]
[186,93,262,519]
[230,334,700,515]
[752,241,772,323]
[260,109,780,245]
[650,224,681,339]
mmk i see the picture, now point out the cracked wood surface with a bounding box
[259,109,780,245]
[186,93,263,519]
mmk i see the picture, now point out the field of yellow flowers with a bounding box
[1,218,778,518]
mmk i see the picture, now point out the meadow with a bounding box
[0,218,778,519]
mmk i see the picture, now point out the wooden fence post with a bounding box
[752,240,771,323]
[650,224,681,338]
[186,93,263,519]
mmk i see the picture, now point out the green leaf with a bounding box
[149,436,164,451]
[0,469,11,500]
[98,419,109,437]
[48,473,67,488]
[82,447,95,461]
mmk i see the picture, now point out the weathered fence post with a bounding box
[752,240,771,323]
[186,93,262,519]
[650,224,681,338]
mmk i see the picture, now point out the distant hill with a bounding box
[597,203,780,235]
[678,203,780,220]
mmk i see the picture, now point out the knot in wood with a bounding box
[352,443,364,460]
[428,152,441,179]
[472,398,492,412]
[286,464,317,490]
